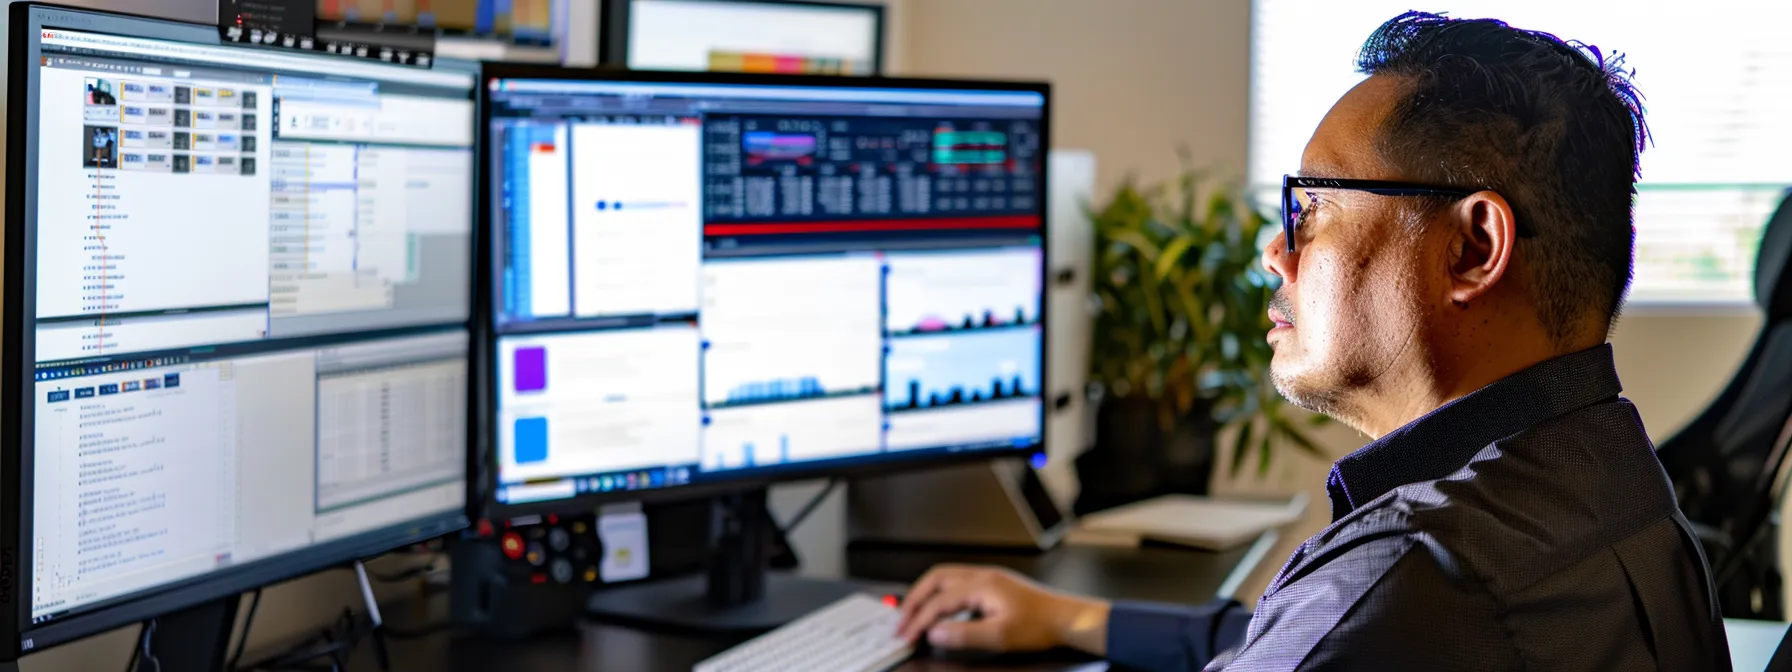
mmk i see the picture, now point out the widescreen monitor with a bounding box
[482,65,1049,510]
[603,0,884,75]
[3,3,475,655]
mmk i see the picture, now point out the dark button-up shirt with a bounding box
[1105,344,1732,671]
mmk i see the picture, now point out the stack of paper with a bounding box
[1065,493,1308,551]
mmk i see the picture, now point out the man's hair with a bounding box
[1356,11,1648,344]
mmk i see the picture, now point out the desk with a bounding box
[1725,618,1791,672]
[351,534,1278,672]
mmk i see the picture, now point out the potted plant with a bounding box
[1072,166,1325,515]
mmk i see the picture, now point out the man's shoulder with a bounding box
[1362,396,1683,592]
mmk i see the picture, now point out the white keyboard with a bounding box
[694,593,914,672]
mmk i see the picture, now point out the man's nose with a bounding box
[1262,229,1297,284]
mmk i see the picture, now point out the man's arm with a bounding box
[1106,600,1249,672]
[898,565,1249,672]
[1216,539,1514,672]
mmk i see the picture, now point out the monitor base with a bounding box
[583,572,868,633]
[583,489,873,633]
[138,595,239,672]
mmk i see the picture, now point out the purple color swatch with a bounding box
[514,346,547,392]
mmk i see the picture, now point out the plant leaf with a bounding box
[1275,415,1328,458]
[1107,229,1161,262]
[1154,236,1195,281]
[1230,418,1254,478]
[1088,164,1316,473]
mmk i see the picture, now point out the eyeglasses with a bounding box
[1279,175,1530,253]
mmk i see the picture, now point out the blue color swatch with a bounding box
[514,417,549,465]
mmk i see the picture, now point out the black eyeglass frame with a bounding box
[1279,175,1530,253]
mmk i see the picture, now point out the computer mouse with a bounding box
[911,609,982,657]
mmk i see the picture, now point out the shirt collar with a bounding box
[1325,343,1624,521]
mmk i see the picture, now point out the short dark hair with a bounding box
[1356,10,1648,343]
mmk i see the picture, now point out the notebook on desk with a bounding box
[1065,493,1308,551]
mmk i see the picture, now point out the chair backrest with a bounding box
[1656,191,1792,618]
[1758,193,1792,323]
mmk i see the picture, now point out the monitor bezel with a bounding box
[2,3,476,657]
[598,0,887,75]
[476,62,1052,519]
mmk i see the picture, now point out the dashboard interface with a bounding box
[486,77,1047,505]
[24,27,472,627]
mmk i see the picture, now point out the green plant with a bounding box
[1087,166,1325,476]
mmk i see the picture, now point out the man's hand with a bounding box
[895,564,1112,655]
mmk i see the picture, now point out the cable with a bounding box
[228,589,263,671]
[249,610,361,672]
[138,618,161,672]
[778,478,840,534]
[367,554,440,583]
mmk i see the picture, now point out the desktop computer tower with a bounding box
[847,457,1070,550]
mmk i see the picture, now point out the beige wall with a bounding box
[893,0,1250,193]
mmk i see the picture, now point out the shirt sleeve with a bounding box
[1104,598,1249,672]
[1292,543,1514,672]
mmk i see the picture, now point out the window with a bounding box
[1251,0,1792,305]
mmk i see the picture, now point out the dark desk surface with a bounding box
[357,536,1277,672]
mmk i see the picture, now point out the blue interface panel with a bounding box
[485,78,1048,504]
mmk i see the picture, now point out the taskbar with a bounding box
[494,436,1043,506]
[497,464,696,504]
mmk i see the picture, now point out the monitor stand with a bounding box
[583,489,869,633]
[136,595,240,672]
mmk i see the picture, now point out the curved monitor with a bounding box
[481,65,1050,510]
[3,3,474,655]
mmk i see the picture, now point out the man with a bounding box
[896,11,1732,671]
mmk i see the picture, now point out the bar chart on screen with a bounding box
[884,247,1042,335]
[883,327,1042,451]
[699,255,882,408]
[884,327,1041,412]
[700,395,883,471]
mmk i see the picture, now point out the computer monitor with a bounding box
[479,63,1047,629]
[2,3,476,663]
[601,0,885,75]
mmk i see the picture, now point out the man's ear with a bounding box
[1447,191,1518,305]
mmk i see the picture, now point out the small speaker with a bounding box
[448,513,602,639]
[847,458,1069,550]
[449,495,798,638]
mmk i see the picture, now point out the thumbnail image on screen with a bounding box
[20,23,474,641]
[487,76,1046,505]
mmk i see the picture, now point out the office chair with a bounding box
[1656,189,1792,620]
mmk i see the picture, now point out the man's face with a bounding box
[1263,76,1445,416]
